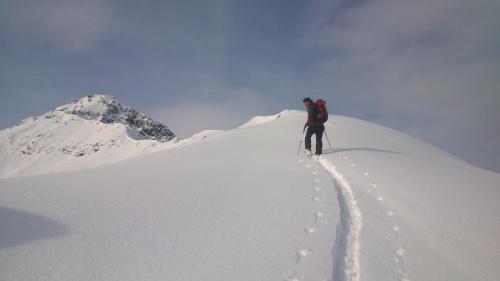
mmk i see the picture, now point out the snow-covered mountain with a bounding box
[1,110,499,281]
[0,94,177,178]
[54,94,175,142]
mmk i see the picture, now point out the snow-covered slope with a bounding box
[239,109,289,128]
[0,110,499,281]
[0,94,177,178]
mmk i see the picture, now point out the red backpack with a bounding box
[315,99,328,123]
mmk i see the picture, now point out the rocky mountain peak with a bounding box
[50,94,175,142]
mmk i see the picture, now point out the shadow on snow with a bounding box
[0,207,69,249]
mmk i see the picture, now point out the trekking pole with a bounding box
[324,131,333,151]
[296,130,306,157]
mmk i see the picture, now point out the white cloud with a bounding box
[304,0,500,171]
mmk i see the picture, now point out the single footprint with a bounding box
[314,211,325,222]
[370,183,378,188]
[305,164,311,168]
[343,156,349,160]
[313,187,321,192]
[393,225,400,232]
[396,247,405,256]
[377,196,384,201]
[311,196,320,202]
[363,172,369,176]
[314,179,321,183]
[304,227,315,235]
[297,249,310,263]
[312,171,319,175]
[298,159,304,163]
[386,210,395,216]
[282,270,301,281]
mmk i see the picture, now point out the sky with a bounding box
[1,0,499,172]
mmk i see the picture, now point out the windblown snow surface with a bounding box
[1,110,499,281]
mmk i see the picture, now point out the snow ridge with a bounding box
[318,158,362,281]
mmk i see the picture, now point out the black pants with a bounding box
[305,124,325,155]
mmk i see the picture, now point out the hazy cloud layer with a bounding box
[149,75,273,137]
[0,0,115,52]
[0,0,499,172]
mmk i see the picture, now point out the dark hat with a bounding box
[303,97,313,103]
